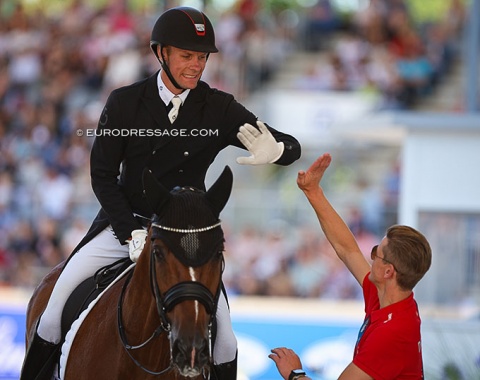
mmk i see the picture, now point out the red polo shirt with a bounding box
[353,273,424,379]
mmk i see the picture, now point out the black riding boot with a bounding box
[20,330,60,380]
[212,353,237,380]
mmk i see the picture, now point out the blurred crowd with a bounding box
[0,0,464,298]
[0,0,295,289]
[296,0,465,110]
[224,223,368,300]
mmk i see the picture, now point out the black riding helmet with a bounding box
[150,7,218,90]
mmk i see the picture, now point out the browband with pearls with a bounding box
[151,221,222,234]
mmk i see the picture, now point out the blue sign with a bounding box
[0,305,362,380]
[233,316,360,380]
[0,306,26,380]
[3,299,479,379]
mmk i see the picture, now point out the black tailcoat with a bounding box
[73,72,301,253]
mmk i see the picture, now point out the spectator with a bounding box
[288,235,331,297]
[60,217,89,260]
[36,165,74,221]
[34,217,62,267]
[304,0,340,51]
[223,225,262,294]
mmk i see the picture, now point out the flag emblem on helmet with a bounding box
[195,23,205,35]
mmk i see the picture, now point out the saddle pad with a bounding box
[59,263,136,379]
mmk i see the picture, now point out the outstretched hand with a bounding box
[297,153,332,194]
[269,347,304,380]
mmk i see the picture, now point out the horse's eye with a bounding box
[216,250,225,261]
[152,244,167,259]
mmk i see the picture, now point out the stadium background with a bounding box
[0,0,479,378]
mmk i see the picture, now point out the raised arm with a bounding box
[297,153,371,286]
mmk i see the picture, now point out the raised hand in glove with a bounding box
[128,229,148,262]
[236,121,284,165]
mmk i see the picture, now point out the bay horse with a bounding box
[24,166,233,379]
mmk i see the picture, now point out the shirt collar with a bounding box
[157,71,190,106]
[370,292,417,324]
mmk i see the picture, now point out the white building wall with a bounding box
[400,130,480,226]
[399,124,480,306]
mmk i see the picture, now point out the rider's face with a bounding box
[160,46,208,94]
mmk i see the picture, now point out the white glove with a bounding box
[236,121,284,165]
[128,229,148,262]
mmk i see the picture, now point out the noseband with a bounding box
[149,239,219,330]
[117,221,223,377]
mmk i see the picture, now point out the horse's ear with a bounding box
[142,168,171,214]
[206,166,233,215]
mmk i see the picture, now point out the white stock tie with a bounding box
[168,96,182,123]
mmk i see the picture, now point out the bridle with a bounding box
[117,221,223,377]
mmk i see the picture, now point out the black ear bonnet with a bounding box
[143,166,233,267]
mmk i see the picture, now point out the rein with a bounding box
[117,270,171,376]
[116,227,222,377]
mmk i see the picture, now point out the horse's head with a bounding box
[142,166,233,378]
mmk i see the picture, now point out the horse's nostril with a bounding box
[197,347,209,365]
[173,337,210,369]
[173,340,187,360]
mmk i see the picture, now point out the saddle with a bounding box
[60,257,133,343]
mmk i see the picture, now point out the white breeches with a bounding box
[37,226,237,364]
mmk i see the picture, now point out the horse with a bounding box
[24,166,233,379]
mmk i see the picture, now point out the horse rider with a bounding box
[20,6,301,380]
